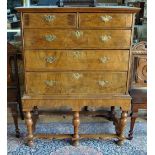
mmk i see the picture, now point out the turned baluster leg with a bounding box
[110,106,115,120]
[32,106,39,132]
[10,105,20,138]
[117,111,128,146]
[72,111,80,146]
[112,113,120,135]
[25,111,34,147]
[128,108,138,140]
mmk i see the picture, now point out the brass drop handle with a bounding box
[98,80,109,87]
[72,73,83,80]
[100,35,111,42]
[43,15,56,22]
[44,80,56,87]
[45,56,56,63]
[99,56,110,63]
[44,34,56,42]
[73,31,83,39]
[100,15,112,22]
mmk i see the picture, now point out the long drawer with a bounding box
[23,13,77,28]
[23,13,132,29]
[79,13,133,28]
[26,72,127,95]
[25,50,129,71]
[24,29,131,49]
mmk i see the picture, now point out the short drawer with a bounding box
[79,13,133,28]
[24,29,131,49]
[23,13,76,28]
[26,72,127,95]
[25,50,129,71]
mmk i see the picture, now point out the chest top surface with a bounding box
[16,6,140,13]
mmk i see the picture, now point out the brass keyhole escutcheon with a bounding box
[44,35,56,42]
[72,73,83,80]
[43,15,56,22]
[45,56,56,63]
[73,31,83,39]
[100,15,112,22]
[98,80,109,87]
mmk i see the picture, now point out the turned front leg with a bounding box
[128,109,138,140]
[10,105,20,138]
[110,106,115,121]
[72,111,80,146]
[25,111,34,147]
[32,106,39,132]
[117,111,128,146]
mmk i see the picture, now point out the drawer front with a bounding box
[79,13,133,28]
[23,13,76,28]
[25,50,129,71]
[26,72,127,95]
[24,29,131,49]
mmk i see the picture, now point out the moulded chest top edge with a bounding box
[15,7,140,13]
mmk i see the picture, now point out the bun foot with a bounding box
[116,140,124,146]
[128,131,133,140]
[73,140,79,146]
[16,131,20,138]
[28,141,34,147]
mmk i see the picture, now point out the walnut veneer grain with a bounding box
[25,72,127,95]
[23,13,76,28]
[24,29,131,49]
[25,50,129,71]
[16,7,139,146]
[79,13,133,28]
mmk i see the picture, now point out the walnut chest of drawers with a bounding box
[17,6,140,146]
